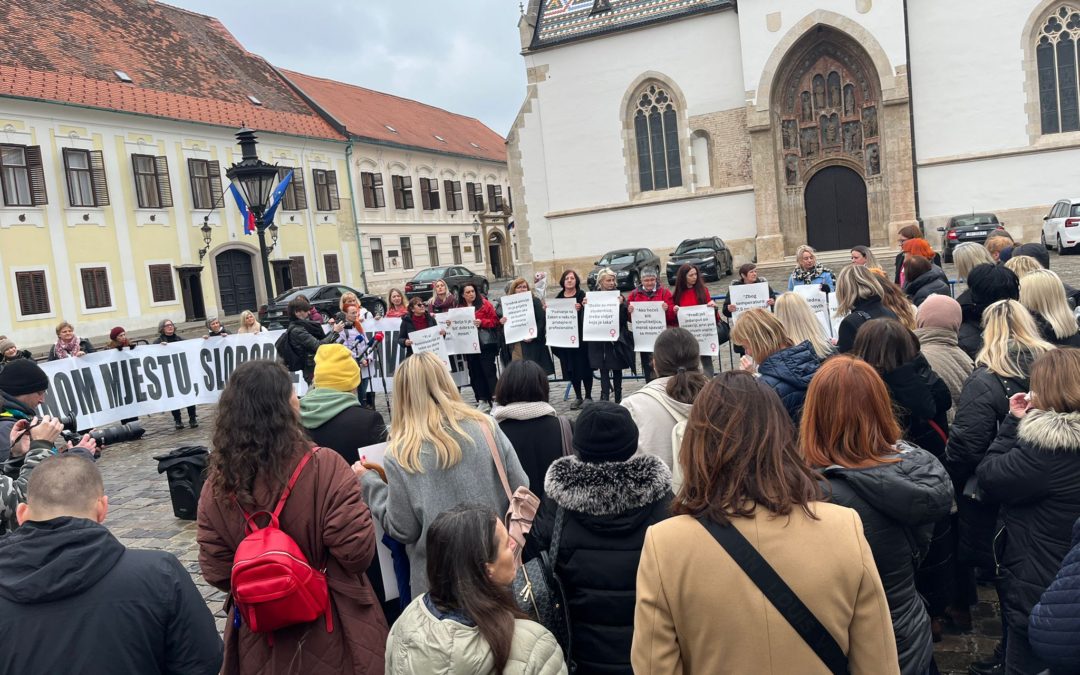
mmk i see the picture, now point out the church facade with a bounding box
[509,0,1080,278]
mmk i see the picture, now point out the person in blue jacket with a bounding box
[787,245,836,292]
[1029,516,1080,671]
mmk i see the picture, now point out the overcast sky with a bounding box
[169,0,527,136]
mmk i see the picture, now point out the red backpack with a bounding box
[230,450,331,637]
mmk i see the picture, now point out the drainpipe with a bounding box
[345,143,370,292]
[903,0,923,230]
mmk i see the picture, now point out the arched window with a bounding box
[1037,5,1080,134]
[633,84,682,191]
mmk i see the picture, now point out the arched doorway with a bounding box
[488,231,505,278]
[215,249,256,316]
[804,166,870,251]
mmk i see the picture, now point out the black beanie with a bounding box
[573,401,639,463]
[0,358,49,396]
[1013,243,1051,270]
[967,263,1019,307]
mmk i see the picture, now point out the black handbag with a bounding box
[479,327,500,347]
[513,507,572,658]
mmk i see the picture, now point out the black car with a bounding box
[937,213,1006,263]
[586,248,662,291]
[259,284,386,328]
[405,265,489,301]
[665,237,734,285]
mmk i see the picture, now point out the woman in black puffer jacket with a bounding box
[976,348,1080,675]
[529,402,672,674]
[902,255,951,308]
[799,355,953,675]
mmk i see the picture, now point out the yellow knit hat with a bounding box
[313,344,360,392]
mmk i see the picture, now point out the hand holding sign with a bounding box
[501,292,537,344]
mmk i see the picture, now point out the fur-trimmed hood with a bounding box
[1019,409,1080,453]
[544,453,671,517]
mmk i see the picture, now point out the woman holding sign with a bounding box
[673,263,720,376]
[427,279,459,314]
[400,297,439,357]
[462,283,500,412]
[586,269,633,403]
[498,278,555,377]
[551,269,593,409]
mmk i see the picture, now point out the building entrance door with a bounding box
[215,250,257,316]
[804,165,870,251]
[176,266,206,322]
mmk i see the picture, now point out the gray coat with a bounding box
[360,417,528,595]
[914,327,974,423]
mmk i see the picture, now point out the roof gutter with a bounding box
[344,143,370,293]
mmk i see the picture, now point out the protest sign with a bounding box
[728,282,770,323]
[408,325,451,370]
[677,304,721,356]
[583,291,621,342]
[630,301,666,352]
[501,292,537,344]
[437,307,480,355]
[545,298,579,349]
[356,441,399,601]
[793,284,839,337]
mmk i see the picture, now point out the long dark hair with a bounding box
[426,505,524,674]
[494,359,549,406]
[461,283,486,310]
[652,328,707,403]
[674,372,821,524]
[674,263,709,304]
[209,360,309,507]
[851,318,919,375]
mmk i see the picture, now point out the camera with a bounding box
[58,414,146,449]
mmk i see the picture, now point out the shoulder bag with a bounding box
[479,422,540,557]
[512,507,573,662]
[557,416,574,457]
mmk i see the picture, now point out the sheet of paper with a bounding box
[793,284,837,338]
[437,306,480,355]
[583,291,621,342]
[728,282,770,324]
[545,298,580,349]
[677,303,721,356]
[501,291,538,344]
[630,301,666,352]
[356,442,398,601]
[409,325,451,370]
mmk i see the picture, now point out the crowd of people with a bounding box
[2,229,1080,675]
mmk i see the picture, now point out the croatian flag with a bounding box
[262,170,293,226]
[229,183,256,235]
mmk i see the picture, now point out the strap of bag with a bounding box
[638,386,688,424]
[272,449,316,519]
[548,506,566,562]
[480,422,513,502]
[696,516,849,675]
[557,416,573,457]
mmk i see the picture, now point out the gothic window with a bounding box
[633,84,683,192]
[1037,5,1080,134]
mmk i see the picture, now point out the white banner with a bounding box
[545,298,579,349]
[729,282,770,324]
[630,301,666,352]
[501,292,537,345]
[437,307,480,355]
[677,304,721,356]
[793,285,841,338]
[583,291,621,342]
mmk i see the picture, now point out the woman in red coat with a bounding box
[672,263,720,375]
[462,282,500,412]
[197,359,387,675]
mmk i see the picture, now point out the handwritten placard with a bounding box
[437,307,480,355]
[583,291,620,342]
[501,291,537,344]
[409,325,451,370]
[677,304,721,356]
[546,298,579,349]
[631,301,666,352]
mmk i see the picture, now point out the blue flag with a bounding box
[262,170,293,225]
[228,183,255,234]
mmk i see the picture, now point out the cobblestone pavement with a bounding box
[97,249,1080,670]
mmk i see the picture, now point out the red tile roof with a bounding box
[0,0,342,140]
[281,69,507,164]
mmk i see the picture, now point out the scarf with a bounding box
[54,334,82,359]
[792,263,831,285]
[428,294,457,313]
[490,401,557,422]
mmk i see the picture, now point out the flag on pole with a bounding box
[262,170,292,226]
[229,183,256,234]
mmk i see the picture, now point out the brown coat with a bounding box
[632,504,899,675]
[197,447,388,675]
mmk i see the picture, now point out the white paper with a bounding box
[436,307,480,355]
[677,304,721,356]
[356,441,399,601]
[501,291,537,344]
[793,285,838,338]
[409,325,451,370]
[583,291,621,342]
[545,298,579,349]
[630,301,666,352]
[729,282,770,324]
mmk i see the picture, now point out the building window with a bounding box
[323,254,340,283]
[371,237,385,273]
[187,158,223,210]
[15,270,50,316]
[632,83,683,191]
[148,264,176,303]
[80,267,112,310]
[427,235,440,266]
[1038,6,1080,134]
[487,185,504,212]
[392,175,414,209]
[132,154,173,208]
[0,144,47,206]
[312,169,340,211]
[289,256,308,287]
[420,178,441,210]
[63,149,109,207]
[279,167,307,211]
[466,182,485,211]
[451,235,462,264]
[400,236,414,269]
[473,234,483,263]
[361,171,385,208]
[444,180,463,211]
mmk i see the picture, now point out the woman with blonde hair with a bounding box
[834,264,896,353]
[1019,268,1080,347]
[773,292,834,360]
[1005,255,1043,280]
[235,310,264,334]
[356,352,528,595]
[850,245,880,270]
[953,242,995,284]
[731,308,822,423]
[787,245,835,292]
[498,277,556,376]
[385,288,408,318]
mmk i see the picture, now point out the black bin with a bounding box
[154,446,209,520]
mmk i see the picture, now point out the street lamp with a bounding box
[225,128,280,302]
[266,223,279,255]
[198,218,213,262]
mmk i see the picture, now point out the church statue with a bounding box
[782,120,797,149]
[801,128,819,158]
[785,155,798,185]
[843,85,856,117]
[800,91,813,121]
[864,106,878,138]
[867,143,880,175]
[843,121,863,153]
[813,76,826,110]
[822,114,839,146]
[827,73,841,109]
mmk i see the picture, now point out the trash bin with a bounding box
[153,446,209,520]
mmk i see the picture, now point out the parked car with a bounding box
[404,265,489,300]
[937,213,1006,262]
[259,284,386,328]
[665,237,734,285]
[1042,198,1080,254]
[586,248,662,291]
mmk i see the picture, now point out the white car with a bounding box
[1042,198,1080,252]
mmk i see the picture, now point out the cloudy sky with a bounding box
[169,0,527,136]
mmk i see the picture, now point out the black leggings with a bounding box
[599,369,622,402]
[171,406,197,423]
[558,350,593,400]
[468,346,499,403]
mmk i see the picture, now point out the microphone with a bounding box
[357,332,385,361]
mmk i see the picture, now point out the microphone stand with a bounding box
[374,340,391,422]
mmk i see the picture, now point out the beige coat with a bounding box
[914,327,974,422]
[632,504,900,675]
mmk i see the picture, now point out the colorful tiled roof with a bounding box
[531,0,734,50]
[280,69,507,164]
[0,0,343,140]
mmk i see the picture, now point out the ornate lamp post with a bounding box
[225,128,280,302]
